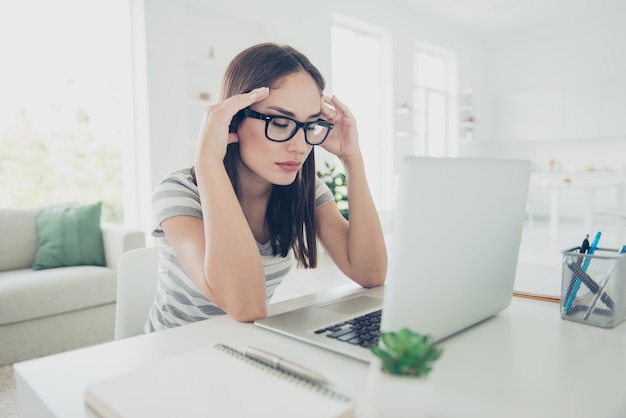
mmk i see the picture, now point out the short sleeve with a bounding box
[315,177,335,209]
[151,168,202,237]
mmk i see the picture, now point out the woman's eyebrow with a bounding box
[267,105,322,120]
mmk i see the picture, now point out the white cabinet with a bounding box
[493,84,626,142]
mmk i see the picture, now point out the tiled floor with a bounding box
[274,216,626,303]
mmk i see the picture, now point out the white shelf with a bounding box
[459,91,478,141]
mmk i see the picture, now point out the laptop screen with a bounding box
[381,157,531,341]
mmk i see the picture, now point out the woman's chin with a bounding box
[268,172,299,186]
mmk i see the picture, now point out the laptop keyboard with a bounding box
[314,309,382,348]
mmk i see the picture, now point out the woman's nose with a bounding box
[286,127,310,154]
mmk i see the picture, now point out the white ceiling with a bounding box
[389,0,626,36]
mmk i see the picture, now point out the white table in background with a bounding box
[530,173,626,238]
[14,285,626,418]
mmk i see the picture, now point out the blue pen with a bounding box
[564,231,601,312]
[584,245,626,320]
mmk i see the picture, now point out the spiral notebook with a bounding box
[85,344,353,418]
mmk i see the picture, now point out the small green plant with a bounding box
[316,161,348,220]
[371,328,442,377]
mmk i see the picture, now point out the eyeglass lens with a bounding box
[267,117,329,145]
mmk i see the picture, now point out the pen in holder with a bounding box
[560,246,626,328]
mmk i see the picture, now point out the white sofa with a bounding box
[0,206,145,365]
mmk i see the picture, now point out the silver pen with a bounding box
[243,346,329,385]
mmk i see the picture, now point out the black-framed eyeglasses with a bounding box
[242,108,333,146]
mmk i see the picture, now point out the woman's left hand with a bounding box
[320,95,361,160]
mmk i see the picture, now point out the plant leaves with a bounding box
[370,328,443,376]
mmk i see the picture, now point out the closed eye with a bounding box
[270,117,292,129]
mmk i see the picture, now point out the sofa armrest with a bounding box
[101,222,146,270]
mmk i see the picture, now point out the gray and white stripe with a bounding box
[145,167,334,332]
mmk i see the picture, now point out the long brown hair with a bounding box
[194,43,325,268]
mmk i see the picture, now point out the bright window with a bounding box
[0,0,133,223]
[330,15,393,210]
[413,45,457,157]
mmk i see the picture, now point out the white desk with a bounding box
[14,285,626,418]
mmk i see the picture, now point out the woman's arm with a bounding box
[317,96,387,287]
[162,87,271,322]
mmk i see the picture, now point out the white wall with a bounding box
[333,0,487,161]
[135,0,486,230]
[459,12,626,174]
[139,0,335,192]
[135,1,626,230]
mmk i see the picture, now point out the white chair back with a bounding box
[114,247,159,340]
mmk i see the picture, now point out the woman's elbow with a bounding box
[354,266,387,288]
[360,275,386,288]
[228,304,267,323]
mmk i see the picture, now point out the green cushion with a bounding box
[33,202,105,270]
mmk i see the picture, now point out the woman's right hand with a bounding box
[194,87,269,165]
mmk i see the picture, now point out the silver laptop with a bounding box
[255,156,531,362]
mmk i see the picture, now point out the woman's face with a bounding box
[235,71,321,187]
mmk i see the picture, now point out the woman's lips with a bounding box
[276,161,302,172]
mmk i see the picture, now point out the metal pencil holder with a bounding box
[561,247,626,328]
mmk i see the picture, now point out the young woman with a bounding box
[145,43,387,332]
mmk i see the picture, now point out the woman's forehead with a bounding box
[262,72,322,117]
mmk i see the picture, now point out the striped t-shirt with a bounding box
[144,167,334,332]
